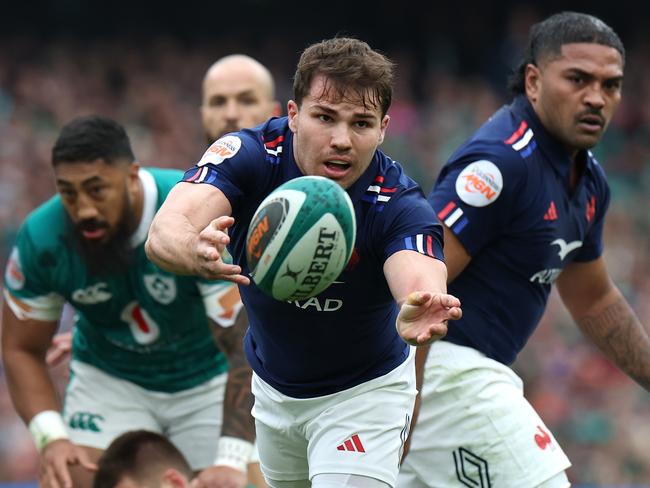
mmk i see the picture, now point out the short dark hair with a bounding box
[52,115,135,166]
[93,430,192,488]
[293,37,395,117]
[508,12,625,94]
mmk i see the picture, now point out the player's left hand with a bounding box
[396,291,462,346]
[191,465,247,488]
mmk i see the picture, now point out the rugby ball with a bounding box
[245,176,356,301]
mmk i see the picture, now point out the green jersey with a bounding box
[3,168,237,392]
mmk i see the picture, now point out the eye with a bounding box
[568,74,585,85]
[355,120,371,128]
[88,186,107,199]
[604,79,622,92]
[318,114,332,122]
[59,189,76,201]
[239,96,259,106]
[209,97,226,107]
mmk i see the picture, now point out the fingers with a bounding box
[51,457,72,488]
[76,450,98,472]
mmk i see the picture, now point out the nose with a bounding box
[224,99,240,121]
[584,83,606,109]
[76,194,100,221]
[330,123,352,151]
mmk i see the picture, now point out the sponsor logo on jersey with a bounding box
[72,282,112,304]
[68,411,104,432]
[453,447,491,487]
[290,296,343,312]
[551,239,583,261]
[455,160,503,207]
[143,274,177,305]
[5,247,25,290]
[197,135,241,167]
[121,302,161,345]
[543,201,558,221]
[530,238,583,284]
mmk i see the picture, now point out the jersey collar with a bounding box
[129,168,157,248]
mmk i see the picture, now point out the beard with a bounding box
[69,205,136,277]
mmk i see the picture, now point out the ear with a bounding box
[161,468,189,488]
[378,115,390,145]
[524,63,541,103]
[287,100,299,133]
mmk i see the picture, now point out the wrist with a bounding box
[28,410,69,452]
[214,436,254,473]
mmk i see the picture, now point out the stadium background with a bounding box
[1,0,649,486]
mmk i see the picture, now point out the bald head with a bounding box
[201,54,281,143]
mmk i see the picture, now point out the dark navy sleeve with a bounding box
[428,143,526,257]
[574,162,611,262]
[374,182,444,264]
[181,132,265,212]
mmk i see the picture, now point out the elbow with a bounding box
[144,223,164,269]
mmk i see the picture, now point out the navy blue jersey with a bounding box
[182,117,444,397]
[429,95,610,365]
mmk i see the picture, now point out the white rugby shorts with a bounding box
[397,341,571,488]
[64,360,259,469]
[252,347,417,487]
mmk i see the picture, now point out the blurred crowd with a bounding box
[1,12,650,486]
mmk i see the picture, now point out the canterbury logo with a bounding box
[68,412,104,432]
[551,238,583,261]
[534,425,552,450]
[336,434,365,453]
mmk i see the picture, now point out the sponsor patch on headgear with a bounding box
[198,135,242,167]
[455,160,503,207]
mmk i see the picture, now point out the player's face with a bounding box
[201,65,280,143]
[287,75,389,189]
[526,43,624,157]
[54,159,139,244]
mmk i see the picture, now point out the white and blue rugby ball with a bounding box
[245,176,356,301]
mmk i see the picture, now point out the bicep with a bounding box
[556,257,617,319]
[384,251,448,304]
[1,300,58,357]
[443,226,472,283]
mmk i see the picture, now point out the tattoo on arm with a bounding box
[577,296,650,391]
[210,308,255,442]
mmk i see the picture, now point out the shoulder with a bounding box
[21,196,68,247]
[143,167,183,197]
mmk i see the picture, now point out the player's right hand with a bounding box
[40,439,97,488]
[195,216,250,285]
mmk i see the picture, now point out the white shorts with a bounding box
[252,347,417,487]
[64,360,232,470]
[397,342,571,488]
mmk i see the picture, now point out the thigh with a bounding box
[306,351,416,487]
[400,344,571,488]
[64,361,160,450]
[312,473,391,488]
[163,373,226,470]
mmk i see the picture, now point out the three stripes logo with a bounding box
[544,201,558,221]
[453,447,491,488]
[336,434,365,453]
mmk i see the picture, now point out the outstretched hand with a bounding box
[40,439,97,488]
[195,216,250,285]
[396,291,462,346]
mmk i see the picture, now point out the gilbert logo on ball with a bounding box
[246,176,356,301]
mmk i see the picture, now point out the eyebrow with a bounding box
[312,104,377,119]
[565,67,624,82]
[56,176,105,187]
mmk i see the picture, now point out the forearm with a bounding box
[3,348,61,423]
[222,353,255,442]
[146,211,200,275]
[576,291,650,390]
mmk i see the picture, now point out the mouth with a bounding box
[78,222,109,241]
[576,114,605,133]
[323,160,352,179]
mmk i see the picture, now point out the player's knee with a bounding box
[311,473,391,488]
[535,470,570,488]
